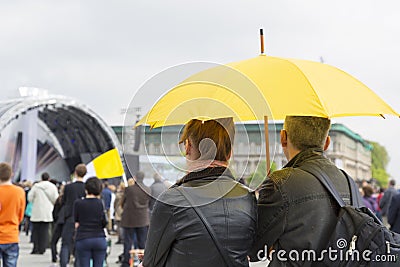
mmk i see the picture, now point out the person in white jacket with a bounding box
[28,172,59,254]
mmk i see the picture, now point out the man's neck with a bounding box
[0,180,12,185]
[286,148,301,162]
[75,177,84,182]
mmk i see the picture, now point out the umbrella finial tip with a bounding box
[259,29,265,55]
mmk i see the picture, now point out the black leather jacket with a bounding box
[143,167,257,267]
[250,148,357,266]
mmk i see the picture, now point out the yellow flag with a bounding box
[91,148,124,179]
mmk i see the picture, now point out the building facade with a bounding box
[114,122,372,183]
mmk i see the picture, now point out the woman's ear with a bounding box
[226,150,232,161]
[185,139,191,156]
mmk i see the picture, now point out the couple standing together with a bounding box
[141,116,353,266]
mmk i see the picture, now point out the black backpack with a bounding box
[301,163,400,267]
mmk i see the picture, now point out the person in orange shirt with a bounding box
[0,162,26,267]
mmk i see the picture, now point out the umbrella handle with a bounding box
[260,29,265,54]
[264,115,270,175]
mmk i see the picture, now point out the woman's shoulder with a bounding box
[150,186,191,211]
[73,198,85,210]
[158,186,184,200]
[77,197,102,204]
[90,198,104,205]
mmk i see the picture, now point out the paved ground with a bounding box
[17,233,123,267]
[16,232,267,267]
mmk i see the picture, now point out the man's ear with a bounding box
[280,130,288,147]
[323,136,331,151]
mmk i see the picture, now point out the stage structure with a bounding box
[0,95,124,182]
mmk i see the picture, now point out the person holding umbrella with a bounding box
[133,31,399,267]
[250,116,361,265]
[141,118,257,267]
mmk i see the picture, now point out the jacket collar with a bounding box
[175,167,234,186]
[284,147,325,169]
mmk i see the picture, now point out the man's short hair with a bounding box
[41,172,50,181]
[390,179,396,187]
[153,173,162,182]
[85,177,103,196]
[284,116,331,151]
[135,171,145,182]
[127,178,135,186]
[0,162,12,182]
[75,164,87,178]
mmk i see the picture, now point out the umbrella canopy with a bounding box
[136,50,399,177]
[138,55,399,128]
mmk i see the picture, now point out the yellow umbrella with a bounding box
[137,30,399,171]
[139,55,399,127]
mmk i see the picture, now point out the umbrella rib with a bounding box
[138,80,267,127]
[175,81,265,120]
[327,64,400,117]
[279,58,399,118]
[279,57,330,117]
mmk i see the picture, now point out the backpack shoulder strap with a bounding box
[300,163,363,208]
[340,169,362,208]
[176,187,234,267]
[300,164,347,207]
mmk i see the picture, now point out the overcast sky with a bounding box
[1,0,399,179]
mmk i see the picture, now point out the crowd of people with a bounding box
[0,162,168,267]
[1,115,400,267]
[352,178,400,232]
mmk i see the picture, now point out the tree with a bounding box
[369,141,390,187]
[247,161,276,190]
